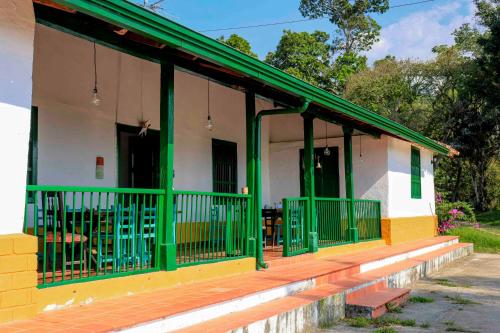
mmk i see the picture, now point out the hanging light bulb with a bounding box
[91,42,101,106]
[205,79,214,131]
[91,87,101,106]
[324,121,331,156]
[206,114,214,131]
[316,155,322,169]
[359,135,364,163]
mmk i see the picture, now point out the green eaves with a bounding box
[55,0,449,155]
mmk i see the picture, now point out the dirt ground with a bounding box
[319,253,500,333]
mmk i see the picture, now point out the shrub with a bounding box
[435,197,476,234]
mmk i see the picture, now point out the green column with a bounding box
[343,126,359,242]
[159,62,177,270]
[303,114,318,252]
[245,90,256,257]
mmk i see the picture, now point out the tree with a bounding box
[265,30,335,91]
[299,0,389,54]
[217,34,258,58]
[299,0,389,93]
[344,56,432,133]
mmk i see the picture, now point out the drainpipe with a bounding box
[254,100,310,269]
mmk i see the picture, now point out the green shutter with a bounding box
[411,147,421,199]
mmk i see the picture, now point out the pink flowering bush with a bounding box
[435,194,476,234]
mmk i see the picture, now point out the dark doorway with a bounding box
[117,124,160,189]
[300,147,339,197]
[212,139,237,193]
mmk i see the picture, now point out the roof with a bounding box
[54,0,449,155]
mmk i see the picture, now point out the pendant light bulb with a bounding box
[91,87,101,106]
[323,121,330,156]
[206,114,214,131]
[324,146,331,156]
[316,156,322,169]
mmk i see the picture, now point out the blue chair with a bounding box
[114,204,137,269]
[137,205,156,267]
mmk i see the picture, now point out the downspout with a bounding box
[254,100,310,269]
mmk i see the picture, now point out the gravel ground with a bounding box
[318,253,500,333]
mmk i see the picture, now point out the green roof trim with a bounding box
[56,0,449,155]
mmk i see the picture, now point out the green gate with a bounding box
[282,197,309,257]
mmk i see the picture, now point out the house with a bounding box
[0,0,468,328]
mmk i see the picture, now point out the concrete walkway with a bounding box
[320,253,500,333]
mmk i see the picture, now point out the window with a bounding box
[212,139,237,193]
[411,146,421,199]
[27,106,38,186]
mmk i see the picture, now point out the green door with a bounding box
[300,147,339,198]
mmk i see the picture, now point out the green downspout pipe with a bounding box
[254,100,310,269]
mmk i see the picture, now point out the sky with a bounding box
[135,0,476,64]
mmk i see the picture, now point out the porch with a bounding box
[25,2,385,289]
[0,236,472,332]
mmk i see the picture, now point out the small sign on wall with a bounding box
[96,156,104,179]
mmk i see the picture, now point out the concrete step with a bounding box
[170,242,472,333]
[346,288,411,319]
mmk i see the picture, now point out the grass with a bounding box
[446,226,500,253]
[386,302,402,313]
[444,320,480,333]
[476,209,500,227]
[420,322,431,329]
[409,296,434,303]
[373,317,416,327]
[435,278,458,287]
[347,317,371,328]
[445,295,479,305]
[373,328,398,333]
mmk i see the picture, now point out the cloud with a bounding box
[365,0,475,63]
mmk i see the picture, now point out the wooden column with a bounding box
[303,114,318,252]
[159,62,176,270]
[343,126,359,242]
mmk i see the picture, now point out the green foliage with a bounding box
[436,201,476,223]
[447,227,500,253]
[217,34,257,58]
[476,209,500,227]
[299,0,389,54]
[444,295,480,305]
[409,296,434,303]
[265,30,335,91]
[347,317,371,327]
[373,328,398,333]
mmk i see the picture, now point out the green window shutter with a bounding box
[411,147,421,199]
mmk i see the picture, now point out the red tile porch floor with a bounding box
[0,236,461,333]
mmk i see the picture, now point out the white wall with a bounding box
[267,114,390,216]
[0,0,35,235]
[387,138,436,218]
[32,25,268,194]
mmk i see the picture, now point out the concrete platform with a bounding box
[0,236,472,333]
[346,287,411,318]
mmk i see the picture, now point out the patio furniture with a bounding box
[137,205,156,267]
[115,204,137,269]
[42,192,88,271]
[262,209,277,248]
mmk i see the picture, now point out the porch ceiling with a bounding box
[36,0,448,155]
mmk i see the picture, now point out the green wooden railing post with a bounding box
[245,90,256,257]
[159,62,177,270]
[343,126,359,243]
[282,198,290,257]
[303,114,318,252]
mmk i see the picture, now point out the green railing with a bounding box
[282,197,309,257]
[23,185,163,288]
[355,199,382,241]
[173,191,251,267]
[315,198,351,247]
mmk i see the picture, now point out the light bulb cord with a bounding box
[93,42,98,90]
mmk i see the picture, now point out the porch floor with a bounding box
[0,236,467,333]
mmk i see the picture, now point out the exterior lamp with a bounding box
[205,79,214,131]
[91,42,101,106]
[324,121,330,156]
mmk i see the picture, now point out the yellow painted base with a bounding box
[0,234,38,323]
[36,257,256,312]
[314,239,386,259]
[382,215,438,245]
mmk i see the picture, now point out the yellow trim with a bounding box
[35,257,255,312]
[382,215,438,245]
[314,239,386,259]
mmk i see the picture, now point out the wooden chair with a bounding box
[137,205,156,267]
[41,192,88,272]
[262,209,277,248]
